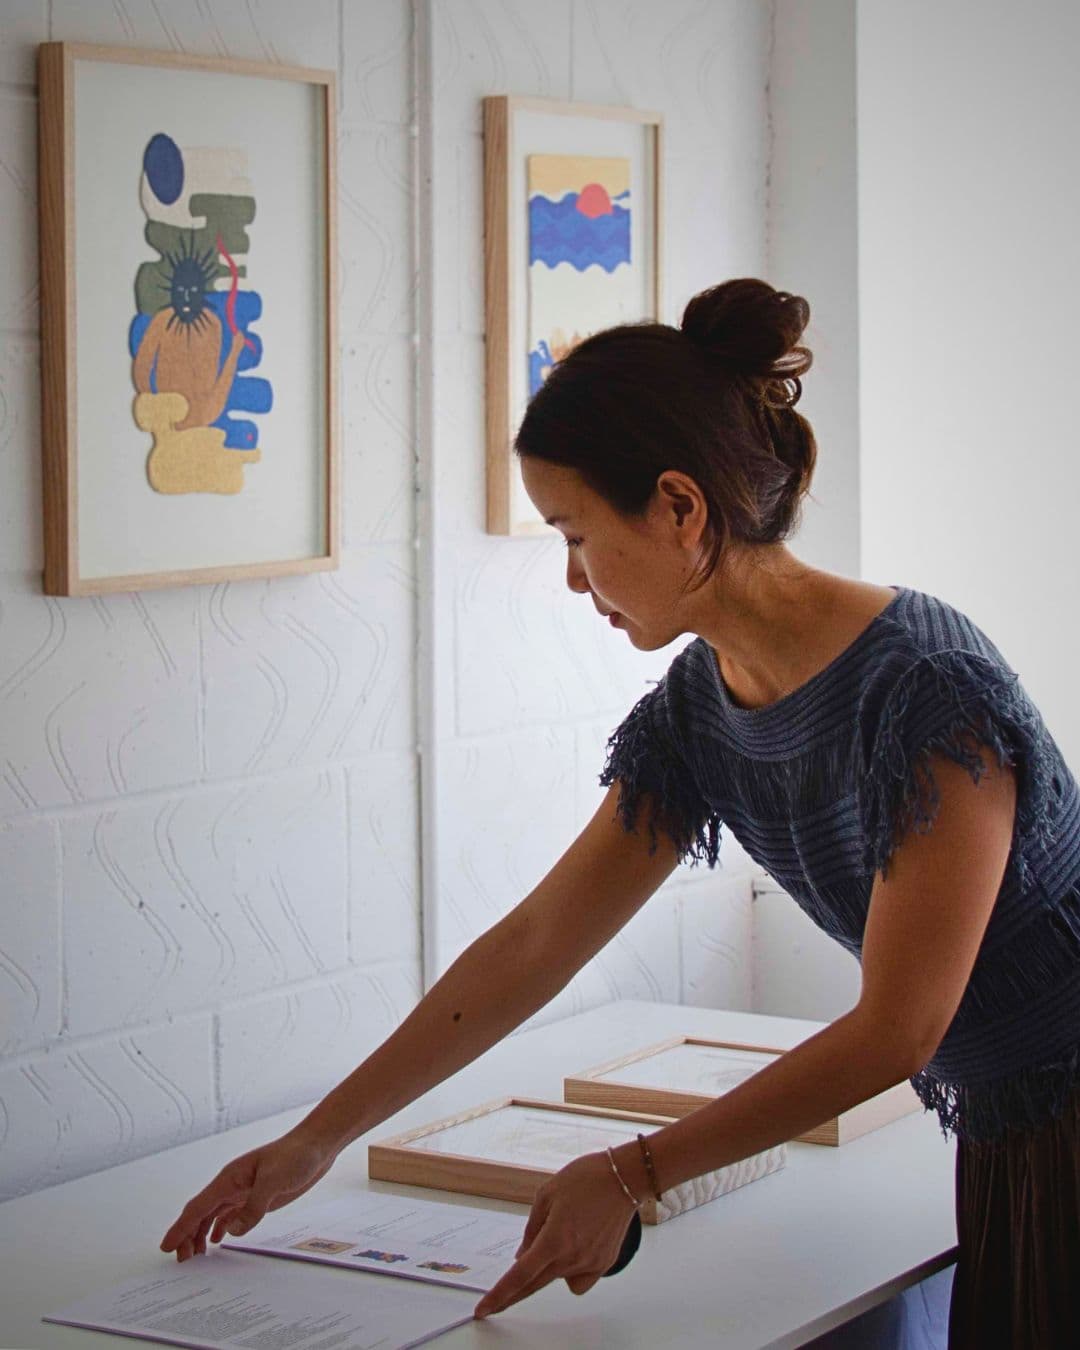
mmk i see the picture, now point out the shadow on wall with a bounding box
[751,879,862,1021]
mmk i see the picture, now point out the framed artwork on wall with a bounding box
[37,43,338,595]
[483,96,663,536]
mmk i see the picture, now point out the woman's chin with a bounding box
[605,613,676,652]
[627,622,684,653]
[622,626,664,652]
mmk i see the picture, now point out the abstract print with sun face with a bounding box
[526,154,633,396]
[129,131,272,495]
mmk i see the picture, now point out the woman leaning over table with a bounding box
[162,279,1080,1349]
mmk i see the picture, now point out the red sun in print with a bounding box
[575,182,613,219]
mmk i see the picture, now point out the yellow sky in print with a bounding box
[527,154,630,198]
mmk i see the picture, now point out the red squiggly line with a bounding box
[217,233,257,354]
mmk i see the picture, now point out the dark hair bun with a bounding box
[681,279,812,405]
[516,275,819,569]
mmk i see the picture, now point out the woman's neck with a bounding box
[691,549,896,711]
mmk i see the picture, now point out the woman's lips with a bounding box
[608,613,621,627]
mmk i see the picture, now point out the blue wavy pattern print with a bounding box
[528,191,631,272]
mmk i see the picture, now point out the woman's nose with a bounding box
[565,552,589,594]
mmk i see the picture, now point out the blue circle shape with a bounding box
[143,133,184,206]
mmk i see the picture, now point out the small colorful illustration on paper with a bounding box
[417,1261,472,1275]
[355,1249,410,1264]
[291,1237,353,1255]
[527,154,634,396]
[129,131,272,495]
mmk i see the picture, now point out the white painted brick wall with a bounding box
[0,335,40,574]
[59,771,350,1036]
[1,589,202,809]
[216,960,421,1129]
[0,87,36,331]
[0,3,44,88]
[423,0,771,1026]
[0,1017,216,1194]
[0,0,420,1200]
[346,751,421,966]
[0,816,61,1054]
[1,0,770,1200]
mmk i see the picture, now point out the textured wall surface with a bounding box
[0,0,767,1201]
[768,0,859,581]
[422,0,770,1022]
[857,0,1080,772]
[0,0,422,1200]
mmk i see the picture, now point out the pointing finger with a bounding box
[475,1259,559,1319]
[161,1178,248,1253]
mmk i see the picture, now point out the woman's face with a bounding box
[520,457,701,651]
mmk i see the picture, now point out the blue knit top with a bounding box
[601,587,1080,1141]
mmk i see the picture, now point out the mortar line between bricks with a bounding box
[0,706,652,824]
[0,752,419,825]
[4,954,420,1073]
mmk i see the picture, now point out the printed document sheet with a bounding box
[44,1247,475,1350]
[224,1192,526,1293]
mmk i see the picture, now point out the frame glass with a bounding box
[369,1096,784,1225]
[564,1036,921,1146]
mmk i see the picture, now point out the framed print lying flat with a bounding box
[564,1038,922,1147]
[483,96,663,535]
[368,1097,784,1225]
[38,43,338,594]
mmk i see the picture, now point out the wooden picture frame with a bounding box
[483,95,663,536]
[564,1038,922,1147]
[368,1096,784,1225]
[38,43,338,595]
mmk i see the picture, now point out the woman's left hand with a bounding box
[474,1151,639,1318]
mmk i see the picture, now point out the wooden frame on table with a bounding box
[483,95,663,536]
[564,1037,922,1147]
[369,1096,784,1225]
[38,43,338,595]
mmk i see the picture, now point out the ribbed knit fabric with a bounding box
[601,587,1080,1141]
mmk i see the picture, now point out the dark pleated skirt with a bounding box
[949,1089,1080,1348]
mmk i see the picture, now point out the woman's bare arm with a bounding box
[478,751,1016,1315]
[161,784,678,1258]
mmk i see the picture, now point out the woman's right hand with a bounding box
[160,1127,337,1262]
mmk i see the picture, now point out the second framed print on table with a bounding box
[483,96,663,536]
[38,43,338,595]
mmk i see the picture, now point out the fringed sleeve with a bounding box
[859,648,1056,879]
[600,683,722,867]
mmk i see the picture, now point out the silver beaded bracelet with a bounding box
[605,1146,642,1209]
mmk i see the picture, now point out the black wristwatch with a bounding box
[602,1209,642,1277]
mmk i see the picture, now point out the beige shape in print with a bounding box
[134,392,260,495]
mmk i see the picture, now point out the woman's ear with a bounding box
[655,470,707,544]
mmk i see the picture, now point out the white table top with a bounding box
[0,1001,957,1350]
